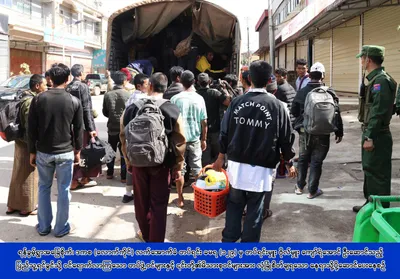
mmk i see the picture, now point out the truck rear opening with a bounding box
[106,0,241,79]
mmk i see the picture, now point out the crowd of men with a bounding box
[4,44,397,243]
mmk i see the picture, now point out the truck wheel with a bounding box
[94,87,101,96]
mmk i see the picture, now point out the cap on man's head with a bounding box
[356,45,385,58]
[198,73,210,84]
[310,62,325,73]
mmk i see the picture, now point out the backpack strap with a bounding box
[298,74,309,90]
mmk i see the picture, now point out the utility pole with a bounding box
[246,17,250,65]
[268,0,275,69]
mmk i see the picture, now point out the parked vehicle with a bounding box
[106,0,241,77]
[0,75,32,110]
[85,73,108,96]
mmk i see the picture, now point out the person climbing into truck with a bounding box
[127,57,158,76]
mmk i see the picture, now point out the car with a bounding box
[85,73,108,96]
[0,75,32,110]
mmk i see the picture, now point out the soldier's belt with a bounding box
[361,125,390,133]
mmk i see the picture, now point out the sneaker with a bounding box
[294,185,303,195]
[35,224,51,236]
[81,178,98,187]
[55,231,70,238]
[307,189,323,199]
[122,195,134,203]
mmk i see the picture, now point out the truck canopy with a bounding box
[107,0,241,76]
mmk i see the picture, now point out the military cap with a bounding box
[356,45,385,58]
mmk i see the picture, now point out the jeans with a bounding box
[36,151,74,236]
[222,187,265,243]
[132,166,171,242]
[107,134,126,180]
[297,132,330,195]
[202,132,220,167]
[181,140,202,177]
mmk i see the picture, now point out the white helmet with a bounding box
[310,62,325,73]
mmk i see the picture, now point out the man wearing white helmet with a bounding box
[291,62,344,199]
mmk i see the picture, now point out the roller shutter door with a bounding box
[296,40,308,61]
[364,6,400,83]
[0,36,9,82]
[46,53,71,69]
[10,49,42,76]
[286,42,295,71]
[314,30,332,87]
[72,57,92,75]
[332,17,360,93]
[278,46,285,68]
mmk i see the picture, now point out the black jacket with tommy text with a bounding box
[220,89,295,168]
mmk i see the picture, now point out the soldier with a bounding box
[353,45,397,212]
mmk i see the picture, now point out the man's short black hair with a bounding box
[296,59,307,66]
[249,60,272,88]
[198,73,210,88]
[224,74,238,88]
[150,72,168,93]
[29,74,44,91]
[133,73,149,87]
[275,68,288,77]
[241,71,251,87]
[71,64,84,77]
[309,71,323,80]
[49,63,70,86]
[181,70,195,89]
[45,70,50,78]
[169,66,184,82]
[367,55,384,66]
[111,71,127,86]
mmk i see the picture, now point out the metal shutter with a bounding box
[72,57,93,75]
[0,35,9,82]
[332,17,360,93]
[364,6,400,83]
[279,46,285,68]
[296,40,308,61]
[286,42,295,71]
[314,30,332,87]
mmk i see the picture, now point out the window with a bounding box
[0,0,12,7]
[13,0,32,15]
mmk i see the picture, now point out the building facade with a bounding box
[256,0,400,94]
[0,0,107,81]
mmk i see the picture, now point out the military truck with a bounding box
[106,0,241,78]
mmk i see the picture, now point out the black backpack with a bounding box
[0,94,31,142]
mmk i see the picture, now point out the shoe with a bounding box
[82,178,97,187]
[353,205,363,213]
[121,179,127,184]
[307,189,323,199]
[55,231,70,238]
[294,185,303,195]
[35,224,51,236]
[122,195,134,203]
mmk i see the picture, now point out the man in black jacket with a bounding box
[291,62,344,199]
[214,60,296,243]
[275,68,296,124]
[66,64,98,190]
[164,66,184,100]
[28,63,83,237]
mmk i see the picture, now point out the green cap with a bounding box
[356,45,385,58]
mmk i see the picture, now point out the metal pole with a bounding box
[62,37,65,64]
[268,0,275,69]
[247,17,250,65]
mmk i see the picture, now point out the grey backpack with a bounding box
[303,86,338,135]
[125,98,169,167]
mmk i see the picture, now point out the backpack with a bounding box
[125,98,169,167]
[303,86,338,135]
[0,94,31,142]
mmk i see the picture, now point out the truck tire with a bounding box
[94,87,101,96]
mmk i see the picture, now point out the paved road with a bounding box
[0,95,399,242]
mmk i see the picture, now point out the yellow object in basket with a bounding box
[204,170,226,187]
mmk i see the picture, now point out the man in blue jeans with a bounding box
[213,61,296,242]
[28,63,83,237]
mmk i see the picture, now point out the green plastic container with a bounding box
[353,195,400,242]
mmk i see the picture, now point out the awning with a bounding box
[277,0,392,47]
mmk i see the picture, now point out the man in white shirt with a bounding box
[214,60,296,243]
[295,59,311,91]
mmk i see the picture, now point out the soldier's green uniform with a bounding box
[356,45,397,208]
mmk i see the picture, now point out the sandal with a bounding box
[307,189,324,199]
[19,209,38,217]
[136,230,146,242]
[6,209,17,215]
[263,209,273,220]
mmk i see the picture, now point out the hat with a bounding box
[356,45,385,58]
[310,62,325,73]
[198,73,210,84]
